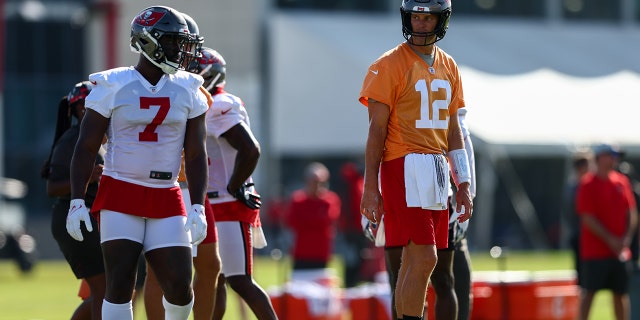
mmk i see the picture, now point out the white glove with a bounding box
[66,199,93,241]
[185,204,207,245]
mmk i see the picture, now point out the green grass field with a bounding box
[0,250,617,319]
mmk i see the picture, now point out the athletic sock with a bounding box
[163,296,194,320]
[102,299,133,320]
[402,315,423,320]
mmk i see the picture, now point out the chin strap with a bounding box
[136,49,179,74]
[132,30,180,75]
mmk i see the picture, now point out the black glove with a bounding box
[228,183,262,209]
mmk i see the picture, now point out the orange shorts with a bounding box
[380,157,448,248]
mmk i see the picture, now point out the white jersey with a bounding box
[205,91,256,203]
[85,66,208,188]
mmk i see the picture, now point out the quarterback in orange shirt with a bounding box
[359,1,473,319]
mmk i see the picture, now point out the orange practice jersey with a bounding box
[178,160,187,182]
[359,43,465,162]
[178,86,212,183]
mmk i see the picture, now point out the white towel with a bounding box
[404,153,449,210]
[252,225,268,249]
[375,219,385,247]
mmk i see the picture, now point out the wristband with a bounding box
[448,148,471,187]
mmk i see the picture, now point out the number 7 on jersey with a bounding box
[138,97,170,142]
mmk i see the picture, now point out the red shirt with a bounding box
[286,189,341,262]
[340,162,365,232]
[576,171,636,259]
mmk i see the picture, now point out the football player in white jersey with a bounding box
[142,12,223,320]
[192,47,277,320]
[66,6,209,320]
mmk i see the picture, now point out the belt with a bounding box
[207,191,219,199]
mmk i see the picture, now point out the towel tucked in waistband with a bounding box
[404,153,449,210]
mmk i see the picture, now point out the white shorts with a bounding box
[217,221,253,277]
[182,187,192,208]
[100,210,191,252]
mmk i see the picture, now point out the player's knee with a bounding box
[161,280,193,304]
[410,250,438,271]
[430,269,454,292]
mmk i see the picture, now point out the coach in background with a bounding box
[576,144,638,320]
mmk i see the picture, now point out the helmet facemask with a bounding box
[181,13,204,72]
[183,35,204,72]
[133,30,189,74]
[400,0,451,46]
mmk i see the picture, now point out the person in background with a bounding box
[142,12,222,320]
[358,1,473,319]
[286,162,342,271]
[43,81,106,319]
[564,151,592,287]
[617,160,640,271]
[452,232,473,320]
[342,161,386,286]
[263,191,287,252]
[431,107,476,320]
[340,161,370,287]
[192,46,277,320]
[66,6,209,319]
[576,144,638,320]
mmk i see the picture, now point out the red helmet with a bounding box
[67,81,93,105]
[194,47,226,91]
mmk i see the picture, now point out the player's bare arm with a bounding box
[361,98,389,224]
[184,113,208,206]
[221,123,260,191]
[70,109,109,199]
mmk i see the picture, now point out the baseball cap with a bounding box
[593,143,624,157]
